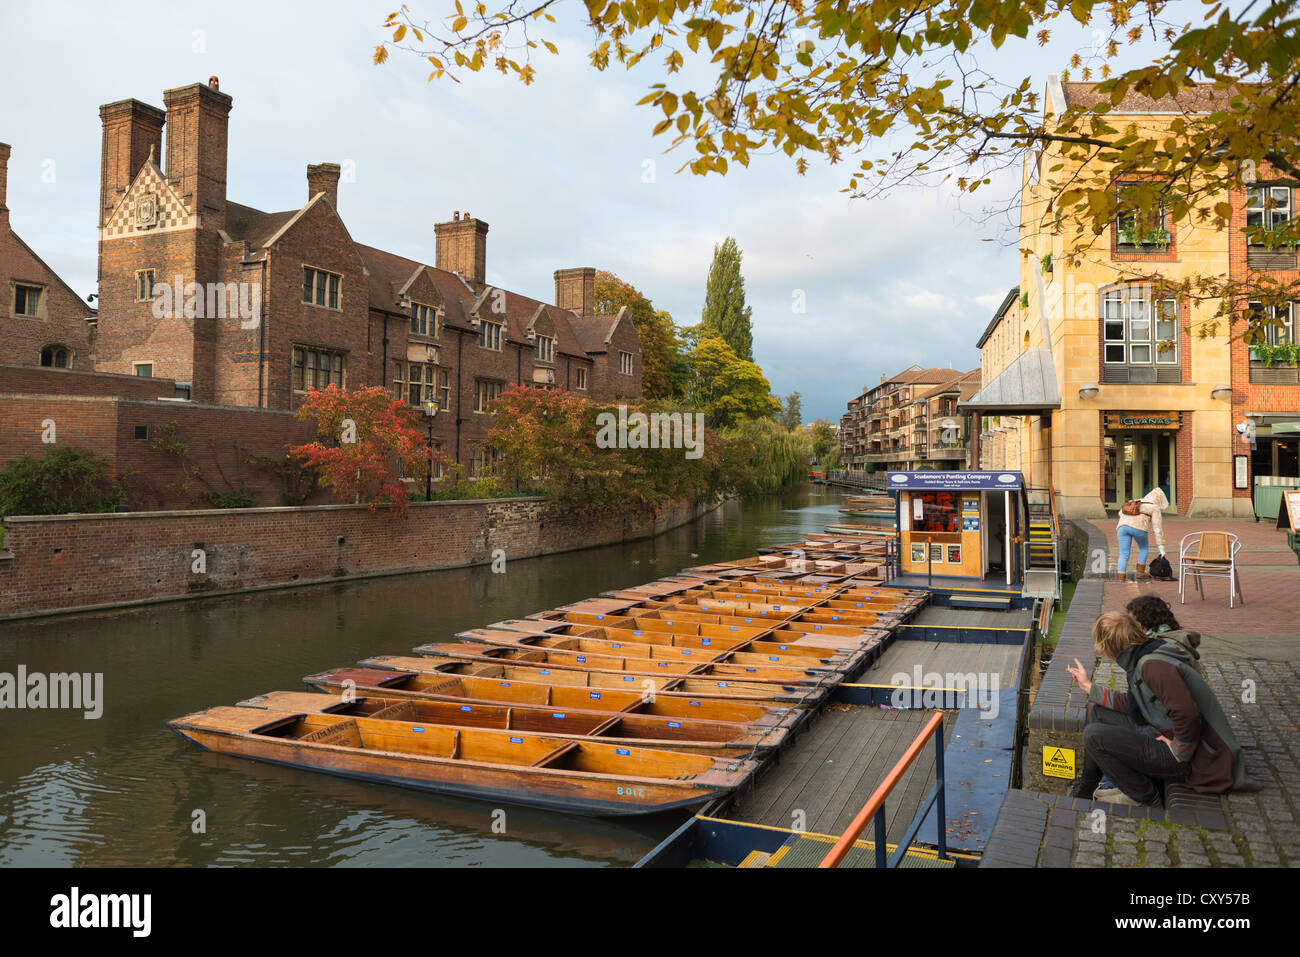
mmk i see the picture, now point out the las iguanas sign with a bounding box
[1105,412,1181,430]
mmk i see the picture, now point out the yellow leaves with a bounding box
[543,39,559,55]
[1036,29,1050,46]
[653,118,674,135]
[706,20,724,52]
[661,91,678,116]
[393,24,407,42]
[452,16,468,31]
[373,44,389,65]
[1214,201,1234,220]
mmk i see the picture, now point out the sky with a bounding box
[0,1,1140,420]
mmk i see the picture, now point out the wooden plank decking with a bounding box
[727,706,950,844]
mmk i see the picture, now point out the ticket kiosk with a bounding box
[887,470,1027,586]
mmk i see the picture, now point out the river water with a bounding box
[0,485,870,867]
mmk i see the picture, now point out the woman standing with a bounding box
[1115,486,1168,581]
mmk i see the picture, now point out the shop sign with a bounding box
[1105,412,1180,430]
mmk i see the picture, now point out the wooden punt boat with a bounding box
[410,640,842,686]
[357,655,825,706]
[303,667,804,729]
[461,622,861,669]
[238,691,789,755]
[169,705,758,816]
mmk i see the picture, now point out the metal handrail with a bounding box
[818,710,947,868]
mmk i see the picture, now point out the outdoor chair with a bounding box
[1178,531,1244,609]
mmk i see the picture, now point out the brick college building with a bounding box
[838,366,980,472]
[2,78,643,486]
[965,76,1300,520]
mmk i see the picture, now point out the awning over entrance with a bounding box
[1270,421,1300,435]
[957,349,1061,414]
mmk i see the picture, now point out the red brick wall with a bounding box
[1227,183,1300,498]
[0,394,317,510]
[0,363,177,399]
[0,496,717,619]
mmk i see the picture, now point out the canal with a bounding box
[0,485,859,867]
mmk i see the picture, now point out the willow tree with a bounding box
[375,1,1300,340]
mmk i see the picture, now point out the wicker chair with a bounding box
[1178,532,1245,608]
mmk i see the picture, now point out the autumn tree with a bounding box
[686,335,779,429]
[289,385,445,510]
[807,418,838,460]
[700,236,754,361]
[376,1,1300,340]
[593,270,684,399]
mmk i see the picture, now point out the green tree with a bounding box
[807,418,838,460]
[779,392,803,432]
[593,271,684,400]
[0,446,125,518]
[699,236,753,361]
[687,335,779,429]
[378,1,1300,339]
[723,418,814,494]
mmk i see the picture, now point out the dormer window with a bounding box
[410,302,438,337]
[478,319,503,351]
[535,335,555,362]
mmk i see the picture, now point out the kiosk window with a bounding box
[912,492,962,533]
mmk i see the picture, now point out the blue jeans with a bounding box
[1117,525,1148,571]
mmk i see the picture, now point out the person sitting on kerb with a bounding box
[1064,611,1254,806]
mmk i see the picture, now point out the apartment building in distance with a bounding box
[964,76,1300,519]
[839,365,979,472]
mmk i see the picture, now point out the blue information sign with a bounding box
[887,470,1023,491]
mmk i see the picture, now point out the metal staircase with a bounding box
[1022,486,1061,601]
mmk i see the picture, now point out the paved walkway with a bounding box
[983,517,1300,867]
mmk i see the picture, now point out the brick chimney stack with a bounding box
[434,212,489,287]
[0,142,9,229]
[98,99,166,227]
[307,162,341,208]
[162,81,233,229]
[554,267,596,317]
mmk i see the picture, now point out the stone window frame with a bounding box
[301,265,342,311]
[292,345,345,392]
[393,360,438,406]
[133,361,155,378]
[575,366,588,391]
[135,269,157,303]
[619,350,633,375]
[478,318,503,351]
[40,344,71,368]
[473,378,504,414]
[534,334,555,363]
[12,280,46,319]
[409,301,440,339]
[470,445,502,479]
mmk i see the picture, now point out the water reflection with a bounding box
[0,486,840,866]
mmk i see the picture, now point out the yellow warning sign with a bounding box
[1042,747,1076,780]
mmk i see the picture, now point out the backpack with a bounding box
[1148,554,1175,580]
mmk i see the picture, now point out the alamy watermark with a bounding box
[889,666,1000,718]
[595,405,705,460]
[151,275,261,329]
[0,666,103,719]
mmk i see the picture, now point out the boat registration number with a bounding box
[617,786,646,798]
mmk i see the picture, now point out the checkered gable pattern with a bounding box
[102,163,194,239]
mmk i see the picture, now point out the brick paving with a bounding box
[982,517,1300,867]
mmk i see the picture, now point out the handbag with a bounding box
[1149,554,1176,581]
[1121,499,1142,516]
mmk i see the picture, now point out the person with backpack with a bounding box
[1064,611,1251,806]
[1125,595,1205,677]
[1115,486,1169,581]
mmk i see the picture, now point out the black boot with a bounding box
[1067,771,1102,799]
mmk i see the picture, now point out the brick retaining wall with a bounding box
[0,496,719,620]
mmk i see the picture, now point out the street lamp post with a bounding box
[423,398,439,500]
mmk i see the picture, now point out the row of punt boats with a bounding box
[169,547,928,816]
